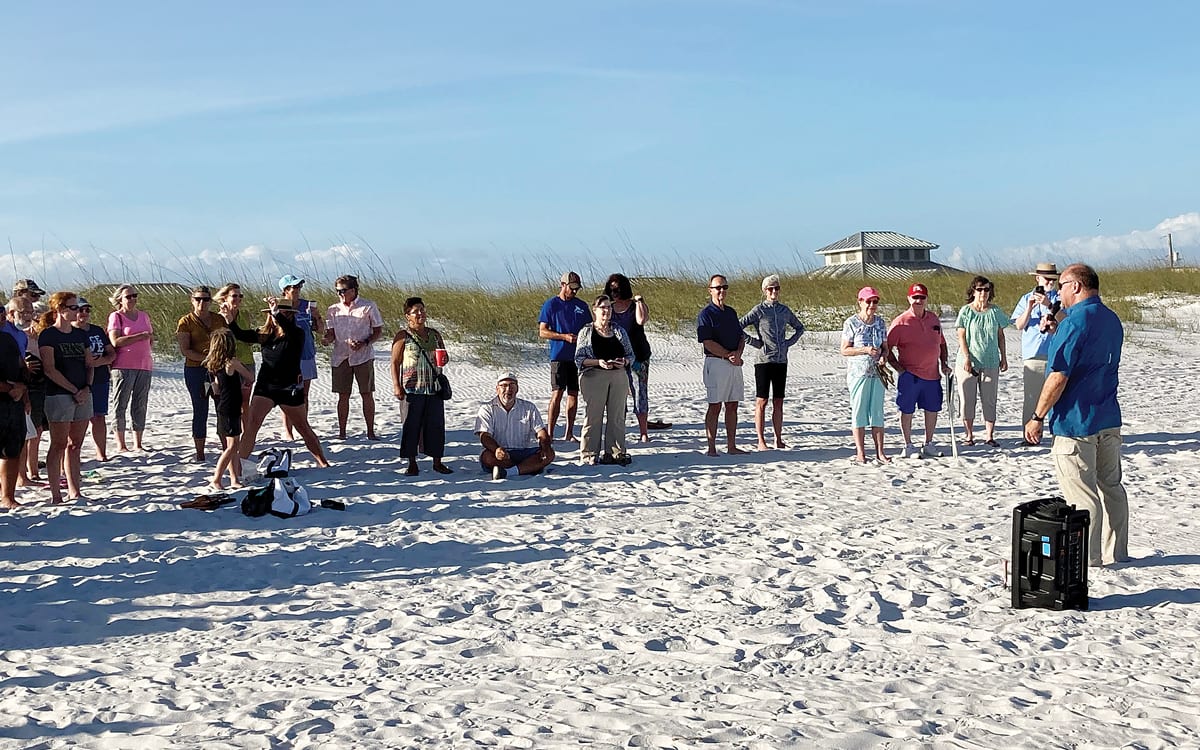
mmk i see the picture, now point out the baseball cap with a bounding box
[559,271,582,289]
[77,296,91,309]
[13,279,46,296]
[497,372,518,384]
[278,274,305,292]
[857,286,881,302]
[908,283,929,297]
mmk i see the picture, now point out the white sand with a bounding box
[2,321,1198,748]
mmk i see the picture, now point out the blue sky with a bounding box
[3,1,1198,287]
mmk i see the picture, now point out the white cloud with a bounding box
[991,213,1199,270]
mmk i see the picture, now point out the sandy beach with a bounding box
[1,320,1197,749]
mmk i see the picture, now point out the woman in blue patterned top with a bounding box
[840,287,890,465]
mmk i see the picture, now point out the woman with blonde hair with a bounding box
[107,284,153,452]
[204,329,254,490]
[175,285,227,462]
[215,283,256,434]
[37,291,95,502]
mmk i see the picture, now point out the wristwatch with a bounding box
[1032,414,1045,422]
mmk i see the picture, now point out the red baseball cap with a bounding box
[908,283,929,297]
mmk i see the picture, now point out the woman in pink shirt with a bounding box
[107,284,154,452]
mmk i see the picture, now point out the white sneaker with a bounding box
[901,444,921,459]
[492,465,507,480]
[921,443,944,458]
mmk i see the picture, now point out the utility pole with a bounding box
[1167,232,1177,269]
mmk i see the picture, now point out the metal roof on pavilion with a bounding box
[815,231,939,255]
[810,261,962,280]
[810,230,964,279]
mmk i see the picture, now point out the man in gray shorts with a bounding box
[323,275,383,440]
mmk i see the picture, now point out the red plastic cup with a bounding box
[434,348,449,367]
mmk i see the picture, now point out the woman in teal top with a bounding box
[955,275,1009,447]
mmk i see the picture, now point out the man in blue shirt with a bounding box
[1024,263,1128,567]
[538,271,591,442]
[1011,262,1063,438]
[697,274,747,457]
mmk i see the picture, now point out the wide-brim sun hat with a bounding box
[1029,262,1059,277]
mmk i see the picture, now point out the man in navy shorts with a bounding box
[886,283,952,458]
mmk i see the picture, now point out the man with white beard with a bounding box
[475,373,555,480]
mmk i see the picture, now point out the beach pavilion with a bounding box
[811,230,964,280]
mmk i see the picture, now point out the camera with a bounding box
[1034,285,1045,295]
[1049,301,1061,316]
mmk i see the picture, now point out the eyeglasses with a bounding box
[1060,279,1081,290]
[64,304,81,311]
[193,297,212,302]
[124,293,139,299]
[710,285,729,291]
[910,295,926,301]
[595,305,612,311]
[335,288,354,295]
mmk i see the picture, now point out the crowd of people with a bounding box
[0,263,1132,566]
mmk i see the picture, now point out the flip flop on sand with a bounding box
[646,420,672,430]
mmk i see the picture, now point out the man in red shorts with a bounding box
[885,283,952,458]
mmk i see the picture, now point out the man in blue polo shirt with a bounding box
[697,274,747,457]
[538,271,591,442]
[1024,263,1128,567]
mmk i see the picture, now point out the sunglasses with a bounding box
[193,297,212,302]
[64,304,81,311]
[974,287,992,293]
[230,293,245,299]
[124,293,139,299]
[335,288,355,295]
[710,285,729,291]
[79,306,92,312]
[765,286,780,291]
[864,298,880,304]
[910,295,927,300]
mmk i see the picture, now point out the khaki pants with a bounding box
[957,366,999,423]
[579,368,629,462]
[1022,358,1047,425]
[1052,428,1129,566]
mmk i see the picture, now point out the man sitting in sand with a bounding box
[475,373,555,480]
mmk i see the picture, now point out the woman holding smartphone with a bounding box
[574,295,635,466]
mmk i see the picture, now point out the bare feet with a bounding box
[775,440,788,449]
[704,448,718,457]
[876,453,891,464]
[727,446,748,455]
[1,499,21,510]
[757,441,770,451]
[366,433,381,441]
[638,434,650,443]
[559,433,579,443]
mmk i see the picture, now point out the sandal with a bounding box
[963,438,976,446]
[985,439,1000,448]
[646,420,673,430]
[433,463,454,475]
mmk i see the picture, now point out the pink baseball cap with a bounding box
[857,286,881,302]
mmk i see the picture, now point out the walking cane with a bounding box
[946,370,959,459]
